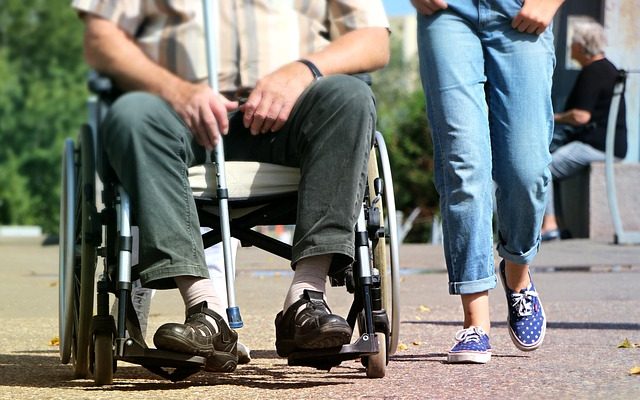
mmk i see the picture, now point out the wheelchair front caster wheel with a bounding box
[363,332,387,378]
[93,333,114,385]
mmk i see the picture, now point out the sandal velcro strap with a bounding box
[285,289,330,316]
[304,289,328,306]
[186,301,233,343]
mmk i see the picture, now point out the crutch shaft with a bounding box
[203,0,243,328]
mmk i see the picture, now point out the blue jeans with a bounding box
[545,140,607,216]
[416,1,556,295]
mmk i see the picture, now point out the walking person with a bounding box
[411,0,564,363]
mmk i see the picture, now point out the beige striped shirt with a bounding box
[71,0,389,92]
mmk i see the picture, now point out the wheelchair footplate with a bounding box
[115,337,206,382]
[287,333,379,371]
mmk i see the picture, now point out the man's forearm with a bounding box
[303,27,390,76]
[82,14,191,105]
[81,14,236,149]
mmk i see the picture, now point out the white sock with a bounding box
[201,227,239,304]
[175,275,228,325]
[283,254,332,312]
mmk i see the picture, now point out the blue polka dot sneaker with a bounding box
[499,261,546,351]
[447,326,492,364]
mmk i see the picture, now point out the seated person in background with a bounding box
[541,16,627,241]
[72,0,390,372]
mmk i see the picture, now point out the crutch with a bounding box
[202,0,243,329]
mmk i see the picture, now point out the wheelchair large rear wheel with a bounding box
[360,132,401,378]
[371,132,400,354]
[59,139,76,364]
[59,127,99,378]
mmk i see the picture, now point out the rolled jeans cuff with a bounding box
[449,274,497,295]
[497,240,540,266]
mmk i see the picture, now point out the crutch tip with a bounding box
[227,306,244,329]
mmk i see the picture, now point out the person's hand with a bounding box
[512,0,565,35]
[169,82,238,150]
[410,0,448,15]
[240,61,315,135]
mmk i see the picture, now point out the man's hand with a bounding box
[411,0,448,15]
[82,15,238,149]
[512,0,565,35]
[240,61,315,135]
[170,82,238,149]
[239,26,389,135]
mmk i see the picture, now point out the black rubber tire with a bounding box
[59,139,76,364]
[93,332,114,385]
[73,126,98,379]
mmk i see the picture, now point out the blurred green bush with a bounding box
[0,0,87,233]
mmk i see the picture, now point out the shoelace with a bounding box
[454,327,486,344]
[510,289,539,317]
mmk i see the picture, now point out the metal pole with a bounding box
[202,0,243,328]
[117,187,133,338]
[604,70,640,245]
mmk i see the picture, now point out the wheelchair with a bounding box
[58,74,401,385]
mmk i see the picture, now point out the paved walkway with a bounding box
[1,237,639,399]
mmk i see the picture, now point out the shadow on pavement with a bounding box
[0,349,368,391]
[404,320,640,330]
[390,353,446,363]
[244,349,278,359]
[390,352,529,364]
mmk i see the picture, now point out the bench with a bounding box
[558,161,640,242]
[557,70,640,244]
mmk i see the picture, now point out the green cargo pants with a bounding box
[102,75,376,289]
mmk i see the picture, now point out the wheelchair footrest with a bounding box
[287,333,379,371]
[115,338,206,382]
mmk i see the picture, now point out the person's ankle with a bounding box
[504,261,530,292]
[283,255,331,311]
[542,215,558,232]
[464,323,490,334]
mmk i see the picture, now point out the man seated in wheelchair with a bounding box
[72,0,390,372]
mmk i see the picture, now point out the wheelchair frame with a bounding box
[195,131,401,373]
[58,77,401,385]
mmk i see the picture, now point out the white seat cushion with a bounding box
[189,161,300,200]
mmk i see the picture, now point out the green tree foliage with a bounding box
[0,0,88,233]
[372,20,439,242]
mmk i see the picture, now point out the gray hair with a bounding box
[570,16,606,57]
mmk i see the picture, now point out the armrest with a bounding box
[352,73,372,86]
[87,70,121,104]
